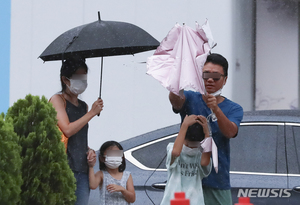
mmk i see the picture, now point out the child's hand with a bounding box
[182,115,199,127]
[196,115,210,138]
[88,157,96,167]
[106,184,125,193]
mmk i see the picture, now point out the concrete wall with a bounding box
[232,0,255,111]
[255,0,299,110]
[231,0,299,111]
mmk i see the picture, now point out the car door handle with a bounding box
[152,181,166,190]
[293,186,300,193]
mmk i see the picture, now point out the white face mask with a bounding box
[104,156,122,169]
[210,88,222,96]
[181,144,199,156]
[67,75,87,95]
[210,80,225,96]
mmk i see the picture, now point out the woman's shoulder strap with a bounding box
[49,94,66,108]
[57,94,66,108]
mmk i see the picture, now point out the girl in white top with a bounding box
[88,141,136,205]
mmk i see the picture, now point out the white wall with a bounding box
[10,0,234,150]
[232,0,255,111]
[256,0,299,110]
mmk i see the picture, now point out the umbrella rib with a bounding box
[62,36,78,60]
[64,23,89,55]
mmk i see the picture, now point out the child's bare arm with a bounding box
[89,168,102,189]
[122,174,136,203]
[171,123,188,162]
[171,115,199,164]
[201,152,211,166]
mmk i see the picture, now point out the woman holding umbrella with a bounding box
[49,57,103,205]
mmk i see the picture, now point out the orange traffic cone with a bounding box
[235,197,253,205]
[170,192,190,205]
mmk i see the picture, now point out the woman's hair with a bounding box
[60,57,88,92]
[99,141,126,172]
[185,122,205,142]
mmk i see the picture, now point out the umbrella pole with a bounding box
[99,57,104,98]
[97,57,104,117]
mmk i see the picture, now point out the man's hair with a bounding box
[204,53,228,76]
[185,122,205,142]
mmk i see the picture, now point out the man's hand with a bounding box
[203,94,239,139]
[203,94,219,112]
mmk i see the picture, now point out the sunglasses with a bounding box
[202,72,225,81]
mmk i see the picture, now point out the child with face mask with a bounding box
[88,141,136,205]
[160,115,212,205]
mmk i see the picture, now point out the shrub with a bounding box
[0,113,22,204]
[6,94,76,205]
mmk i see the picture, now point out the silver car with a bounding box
[89,110,300,205]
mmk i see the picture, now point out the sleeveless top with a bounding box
[99,171,132,205]
[65,99,89,173]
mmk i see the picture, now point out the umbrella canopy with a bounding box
[40,13,159,61]
[146,20,216,97]
[39,12,159,98]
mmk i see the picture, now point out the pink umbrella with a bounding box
[146,19,216,97]
[201,136,218,173]
[147,20,218,172]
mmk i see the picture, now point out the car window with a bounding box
[131,136,175,169]
[230,125,278,173]
[130,124,283,172]
[292,126,300,173]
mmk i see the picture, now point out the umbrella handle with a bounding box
[97,97,101,117]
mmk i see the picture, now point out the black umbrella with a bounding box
[39,12,159,98]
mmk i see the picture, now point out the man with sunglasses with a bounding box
[169,53,243,205]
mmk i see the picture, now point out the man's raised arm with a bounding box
[169,91,186,111]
